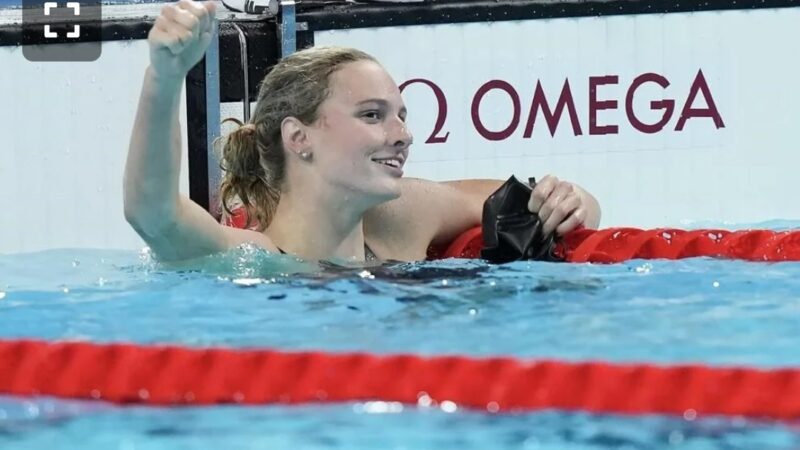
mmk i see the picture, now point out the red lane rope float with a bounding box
[440,227,800,262]
[224,208,800,262]
[1,339,799,419]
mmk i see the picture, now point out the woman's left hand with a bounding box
[528,175,600,236]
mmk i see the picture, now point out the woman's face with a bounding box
[306,60,413,203]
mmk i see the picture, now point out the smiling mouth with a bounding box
[371,158,402,169]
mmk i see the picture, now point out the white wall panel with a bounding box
[315,8,800,228]
[0,39,191,254]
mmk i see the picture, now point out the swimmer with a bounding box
[124,0,601,263]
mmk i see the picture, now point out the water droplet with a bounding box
[683,409,697,421]
[486,401,500,413]
[232,278,263,287]
[72,260,80,267]
[0,292,5,300]
[468,308,478,315]
[417,392,433,408]
[440,400,457,413]
[97,277,106,286]
[25,403,40,418]
[712,281,720,288]
[357,401,403,414]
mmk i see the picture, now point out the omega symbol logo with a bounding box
[43,2,80,38]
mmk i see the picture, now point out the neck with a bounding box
[266,183,374,262]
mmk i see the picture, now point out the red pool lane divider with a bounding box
[440,227,800,262]
[1,339,799,419]
[225,206,800,263]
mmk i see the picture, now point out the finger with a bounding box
[528,175,558,214]
[201,1,217,31]
[149,24,183,55]
[152,15,169,33]
[163,3,200,34]
[177,1,215,48]
[155,7,191,53]
[204,1,217,21]
[537,181,574,224]
[198,29,213,51]
[178,0,213,32]
[166,27,193,53]
[542,190,580,236]
[555,207,586,236]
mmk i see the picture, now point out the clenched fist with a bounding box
[148,0,216,80]
[528,175,598,236]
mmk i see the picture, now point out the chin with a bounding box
[375,186,401,203]
[371,179,402,203]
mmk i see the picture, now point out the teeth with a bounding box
[374,159,400,168]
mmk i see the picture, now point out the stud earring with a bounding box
[299,151,313,161]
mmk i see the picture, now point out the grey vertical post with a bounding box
[205,19,222,217]
[280,0,296,57]
[232,23,251,123]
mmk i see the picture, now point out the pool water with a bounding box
[1,234,799,449]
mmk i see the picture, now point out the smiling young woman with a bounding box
[123,0,601,264]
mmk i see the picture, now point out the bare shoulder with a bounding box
[363,178,456,260]
[221,225,279,253]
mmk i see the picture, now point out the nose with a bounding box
[387,117,413,149]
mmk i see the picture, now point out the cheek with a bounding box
[328,124,379,155]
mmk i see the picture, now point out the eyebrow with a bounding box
[356,99,407,116]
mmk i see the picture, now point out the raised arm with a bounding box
[124,0,272,260]
[366,176,600,259]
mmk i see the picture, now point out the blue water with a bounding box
[1,241,799,449]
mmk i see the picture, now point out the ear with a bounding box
[280,117,310,156]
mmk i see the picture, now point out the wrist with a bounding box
[145,65,184,90]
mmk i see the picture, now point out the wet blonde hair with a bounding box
[218,46,378,231]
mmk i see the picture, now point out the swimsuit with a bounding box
[275,243,379,262]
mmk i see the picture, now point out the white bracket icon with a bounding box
[43,2,81,39]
